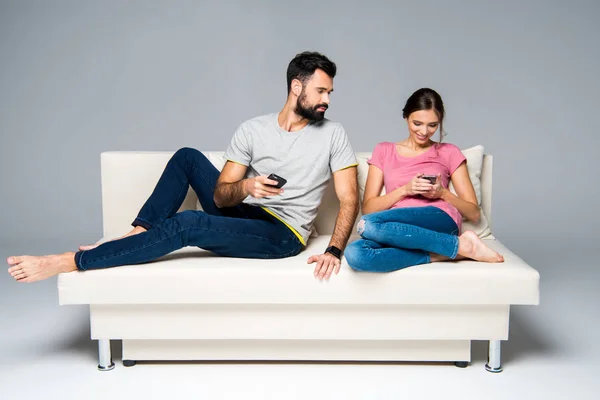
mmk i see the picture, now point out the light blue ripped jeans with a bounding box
[344,206,460,272]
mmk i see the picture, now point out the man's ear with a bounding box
[291,78,303,97]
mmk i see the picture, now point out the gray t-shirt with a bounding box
[224,113,357,245]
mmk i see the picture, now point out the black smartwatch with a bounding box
[325,245,342,259]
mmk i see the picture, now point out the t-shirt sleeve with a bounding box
[367,142,386,171]
[329,124,358,172]
[224,124,252,166]
[446,144,467,175]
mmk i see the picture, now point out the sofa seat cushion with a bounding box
[58,235,539,306]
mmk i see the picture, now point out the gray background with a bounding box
[2,0,598,255]
[0,1,598,398]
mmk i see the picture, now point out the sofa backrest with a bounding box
[100,151,492,239]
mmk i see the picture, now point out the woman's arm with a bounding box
[361,165,433,215]
[426,162,480,223]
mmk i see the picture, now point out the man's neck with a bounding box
[277,103,310,132]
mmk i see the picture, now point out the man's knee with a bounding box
[173,147,202,162]
[175,210,207,223]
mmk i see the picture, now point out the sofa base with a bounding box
[90,304,509,340]
[122,339,471,362]
[90,303,507,368]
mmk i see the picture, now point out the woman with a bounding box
[345,88,504,272]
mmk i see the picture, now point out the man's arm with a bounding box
[214,161,282,208]
[328,166,360,250]
[309,166,359,280]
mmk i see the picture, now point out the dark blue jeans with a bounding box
[344,206,459,273]
[74,148,303,270]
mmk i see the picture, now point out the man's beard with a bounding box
[295,91,328,122]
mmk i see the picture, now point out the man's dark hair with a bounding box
[286,51,336,94]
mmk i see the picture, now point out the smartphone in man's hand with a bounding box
[267,173,287,188]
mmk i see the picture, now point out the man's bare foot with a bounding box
[7,253,78,283]
[457,231,504,263]
[79,226,147,251]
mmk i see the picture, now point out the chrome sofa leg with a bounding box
[485,340,503,373]
[97,339,115,371]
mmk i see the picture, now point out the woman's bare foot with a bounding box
[7,253,78,283]
[79,226,147,251]
[457,231,504,263]
[430,253,466,263]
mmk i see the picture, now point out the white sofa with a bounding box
[57,150,540,372]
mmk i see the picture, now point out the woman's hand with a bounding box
[405,173,434,196]
[423,174,445,200]
[422,174,445,199]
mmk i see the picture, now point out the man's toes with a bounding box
[7,256,22,266]
[8,265,21,274]
[13,271,27,281]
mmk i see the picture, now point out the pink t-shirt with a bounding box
[368,142,467,230]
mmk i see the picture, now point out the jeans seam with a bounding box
[450,237,459,259]
[350,245,428,271]
[133,217,154,230]
[75,251,87,271]
[157,178,190,223]
[262,242,303,259]
[366,219,457,236]
[192,162,216,197]
[365,207,448,223]
[80,224,296,266]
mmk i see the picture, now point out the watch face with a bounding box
[326,246,341,259]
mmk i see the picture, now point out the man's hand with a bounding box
[244,176,284,198]
[306,166,357,281]
[308,252,341,281]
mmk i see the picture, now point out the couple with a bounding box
[7,51,503,284]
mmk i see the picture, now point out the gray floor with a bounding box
[0,237,597,400]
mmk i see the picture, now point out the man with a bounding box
[7,51,359,283]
